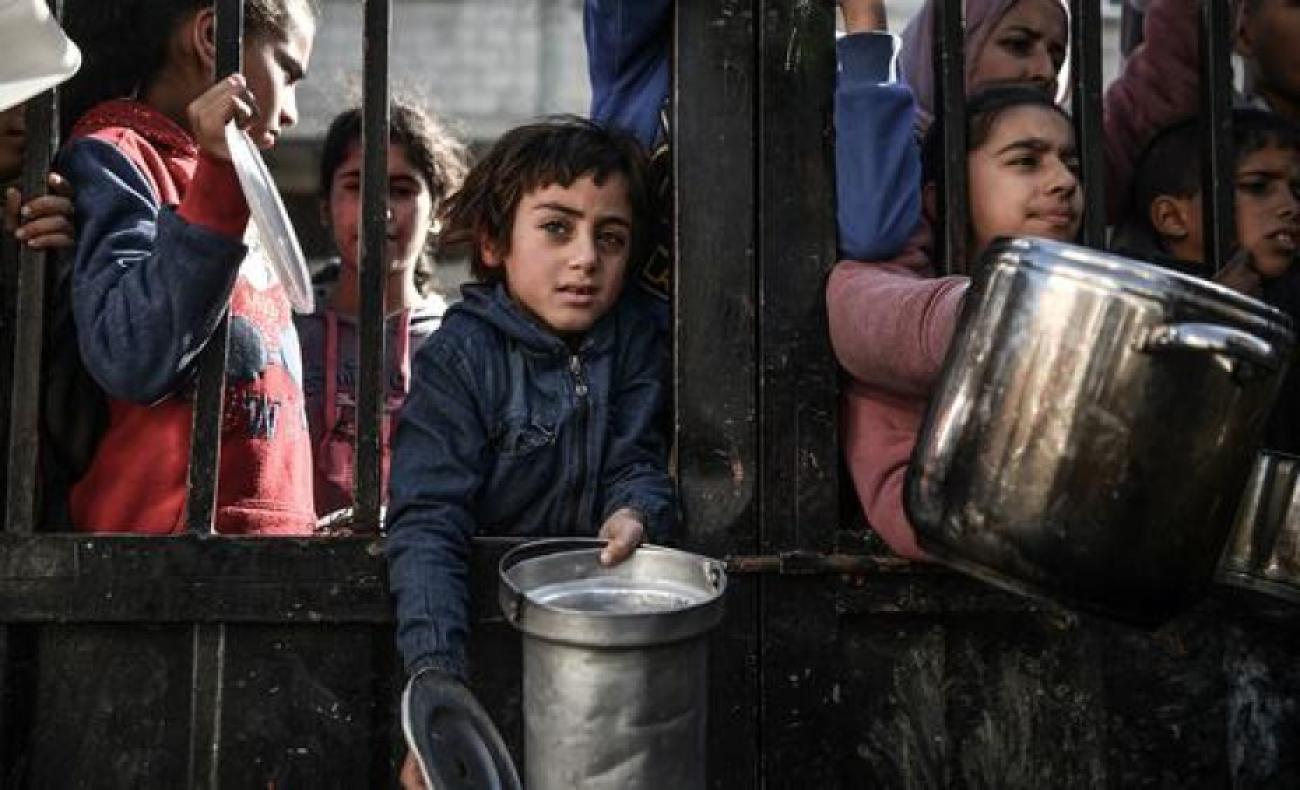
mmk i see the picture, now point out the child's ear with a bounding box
[1151,196,1191,240]
[191,7,218,76]
[318,199,330,229]
[922,182,939,225]
[478,234,502,268]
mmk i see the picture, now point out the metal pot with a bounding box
[1217,450,1300,608]
[906,237,1295,624]
[499,539,726,790]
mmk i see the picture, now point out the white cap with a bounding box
[0,0,82,112]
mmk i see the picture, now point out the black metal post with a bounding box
[3,0,64,535]
[2,95,56,536]
[933,0,967,274]
[1199,0,1236,271]
[1070,0,1105,247]
[675,1,761,784]
[354,0,390,532]
[184,0,243,535]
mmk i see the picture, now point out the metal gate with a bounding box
[2,1,1299,788]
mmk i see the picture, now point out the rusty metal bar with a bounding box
[184,0,243,535]
[4,0,62,535]
[725,550,922,576]
[933,0,967,274]
[1199,0,1235,272]
[1070,0,1105,247]
[354,0,391,532]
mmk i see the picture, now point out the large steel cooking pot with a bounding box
[905,237,1295,624]
[1217,450,1300,608]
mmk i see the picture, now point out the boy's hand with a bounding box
[4,173,75,250]
[598,508,647,566]
[1214,248,1264,297]
[839,0,888,33]
[186,74,260,161]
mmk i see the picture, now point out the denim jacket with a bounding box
[385,282,677,678]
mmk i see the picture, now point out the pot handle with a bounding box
[1137,322,1282,373]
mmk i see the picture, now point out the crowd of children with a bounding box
[830,0,1300,560]
[1,0,1297,784]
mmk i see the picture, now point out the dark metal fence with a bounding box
[0,1,1297,787]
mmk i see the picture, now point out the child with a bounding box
[2,102,75,250]
[385,118,676,772]
[296,101,467,520]
[56,0,318,534]
[1237,0,1300,126]
[828,86,1084,560]
[1117,109,1300,450]
[1117,110,1299,288]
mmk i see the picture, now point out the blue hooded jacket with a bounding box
[385,282,677,678]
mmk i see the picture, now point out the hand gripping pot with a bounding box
[499,539,726,790]
[905,237,1295,625]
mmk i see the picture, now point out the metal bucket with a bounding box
[498,539,726,790]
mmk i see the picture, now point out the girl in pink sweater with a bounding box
[828,86,1084,560]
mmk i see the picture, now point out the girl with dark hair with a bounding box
[828,85,1084,560]
[55,0,319,534]
[296,101,468,519]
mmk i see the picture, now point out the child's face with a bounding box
[969,0,1068,101]
[1234,144,1300,279]
[485,174,633,337]
[327,141,435,278]
[0,104,24,182]
[1238,0,1300,115]
[967,105,1083,258]
[241,16,315,150]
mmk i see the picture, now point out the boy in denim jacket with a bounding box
[385,117,676,688]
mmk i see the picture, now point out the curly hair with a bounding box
[437,115,653,283]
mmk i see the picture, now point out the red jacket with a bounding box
[62,100,314,535]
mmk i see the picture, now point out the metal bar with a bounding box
[1199,0,1235,272]
[726,551,918,576]
[184,0,243,535]
[933,0,967,274]
[353,0,390,533]
[1070,0,1105,246]
[186,623,225,789]
[4,0,62,534]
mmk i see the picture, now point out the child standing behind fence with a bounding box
[296,102,467,521]
[386,118,676,783]
[828,86,1084,560]
[1116,109,1300,450]
[56,0,318,534]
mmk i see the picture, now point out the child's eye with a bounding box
[1237,178,1270,196]
[540,220,571,238]
[1008,155,1039,170]
[1000,37,1033,57]
[597,231,628,253]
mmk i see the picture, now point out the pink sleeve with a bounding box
[826,239,968,398]
[841,381,931,561]
[1102,0,1200,220]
